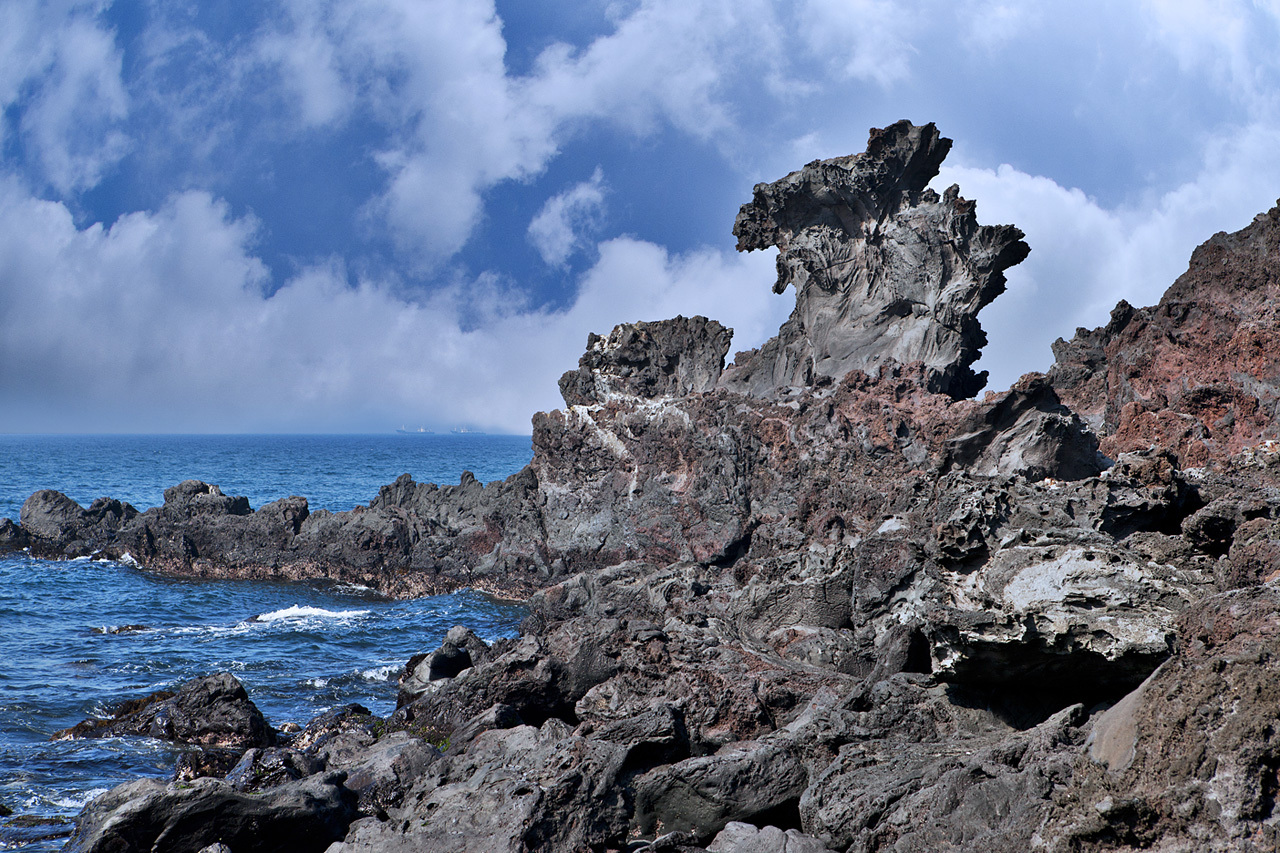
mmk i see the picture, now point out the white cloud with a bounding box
[251,0,789,265]
[0,0,128,194]
[528,167,608,267]
[1139,0,1276,102]
[795,0,919,85]
[938,120,1280,392]
[523,0,783,140]
[254,3,351,128]
[0,176,788,433]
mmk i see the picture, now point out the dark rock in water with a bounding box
[0,518,27,551]
[66,771,356,853]
[20,491,136,556]
[54,672,274,751]
[92,624,149,634]
[397,625,492,705]
[722,120,1029,400]
[161,480,252,519]
[559,315,733,406]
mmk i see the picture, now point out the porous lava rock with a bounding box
[559,315,733,406]
[1050,201,1280,467]
[721,120,1029,400]
[23,123,1280,852]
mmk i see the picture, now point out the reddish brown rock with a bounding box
[1050,202,1280,466]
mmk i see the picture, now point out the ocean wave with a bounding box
[253,605,371,623]
[21,787,108,812]
[330,582,379,597]
[358,664,400,681]
[51,788,108,810]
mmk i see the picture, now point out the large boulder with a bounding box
[66,772,356,853]
[54,672,275,751]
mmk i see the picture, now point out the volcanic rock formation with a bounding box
[1051,201,1280,467]
[27,123,1280,852]
[722,121,1029,399]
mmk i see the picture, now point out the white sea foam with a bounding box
[304,677,330,688]
[332,582,378,596]
[359,664,400,681]
[52,788,108,809]
[118,552,140,567]
[253,605,371,623]
[169,622,256,639]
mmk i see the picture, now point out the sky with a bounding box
[2,1,1280,434]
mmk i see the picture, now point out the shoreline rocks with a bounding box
[28,122,1280,851]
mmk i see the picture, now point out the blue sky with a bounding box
[3,0,1280,433]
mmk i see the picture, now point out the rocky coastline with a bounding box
[6,120,1280,852]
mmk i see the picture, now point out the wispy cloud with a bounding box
[1,0,128,194]
[528,167,607,267]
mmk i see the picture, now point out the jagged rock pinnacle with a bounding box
[720,120,1030,399]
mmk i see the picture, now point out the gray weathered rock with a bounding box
[721,120,1029,400]
[707,821,836,852]
[67,772,356,853]
[559,315,733,406]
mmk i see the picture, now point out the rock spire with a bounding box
[721,120,1029,399]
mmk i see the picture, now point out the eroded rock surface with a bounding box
[1050,201,1280,466]
[28,123,1280,851]
[722,120,1029,399]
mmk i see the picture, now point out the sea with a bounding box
[0,434,533,850]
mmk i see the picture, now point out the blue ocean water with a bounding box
[0,434,533,850]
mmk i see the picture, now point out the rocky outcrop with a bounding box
[67,772,356,853]
[28,123,1280,851]
[54,672,275,751]
[1049,201,1280,466]
[722,120,1029,400]
[559,315,733,405]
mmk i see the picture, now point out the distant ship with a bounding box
[396,426,435,435]
[450,427,486,435]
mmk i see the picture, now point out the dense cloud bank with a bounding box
[3,1,1280,431]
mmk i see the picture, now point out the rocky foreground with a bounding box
[6,120,1280,852]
